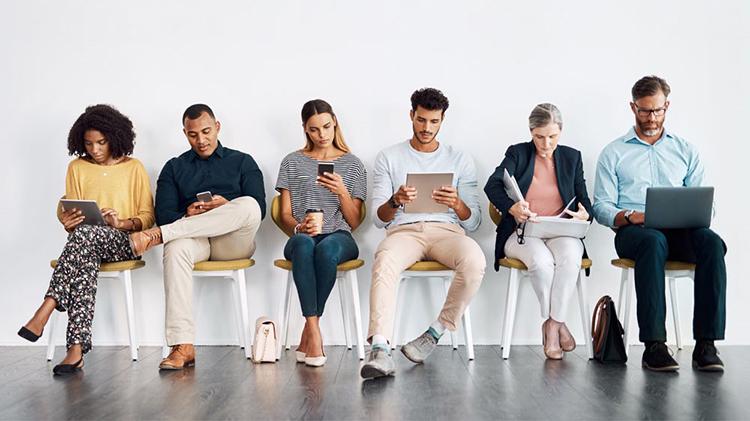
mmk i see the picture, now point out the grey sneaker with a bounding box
[401,331,438,364]
[360,348,396,378]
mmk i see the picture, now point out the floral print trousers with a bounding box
[45,224,137,354]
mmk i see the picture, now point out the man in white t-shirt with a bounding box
[360,88,486,379]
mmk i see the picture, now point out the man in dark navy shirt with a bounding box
[129,103,265,370]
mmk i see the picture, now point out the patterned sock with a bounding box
[427,320,446,341]
[371,334,390,353]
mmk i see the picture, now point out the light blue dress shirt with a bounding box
[593,126,704,227]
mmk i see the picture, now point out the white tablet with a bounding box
[59,199,107,226]
[403,172,455,214]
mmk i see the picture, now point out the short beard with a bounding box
[412,127,439,144]
[637,121,663,138]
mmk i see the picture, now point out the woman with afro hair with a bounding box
[17,104,154,375]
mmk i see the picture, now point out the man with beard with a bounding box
[360,88,485,379]
[593,76,727,372]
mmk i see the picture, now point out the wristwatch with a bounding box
[624,209,635,224]
[388,195,402,209]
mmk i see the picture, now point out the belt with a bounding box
[397,221,447,226]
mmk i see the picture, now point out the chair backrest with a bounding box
[489,203,502,226]
[271,195,367,238]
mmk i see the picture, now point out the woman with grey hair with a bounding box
[484,103,593,360]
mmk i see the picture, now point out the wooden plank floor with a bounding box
[0,345,746,420]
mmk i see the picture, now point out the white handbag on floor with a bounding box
[252,316,278,363]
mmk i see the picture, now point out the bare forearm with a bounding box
[339,193,361,230]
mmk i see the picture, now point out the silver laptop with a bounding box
[403,172,454,214]
[644,187,713,229]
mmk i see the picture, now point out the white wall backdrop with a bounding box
[2,1,748,349]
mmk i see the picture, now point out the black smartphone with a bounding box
[317,162,334,177]
[196,191,213,202]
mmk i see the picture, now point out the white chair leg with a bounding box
[229,274,244,350]
[501,268,520,359]
[121,270,139,361]
[348,270,365,360]
[235,269,252,358]
[391,278,407,350]
[46,311,59,361]
[284,272,294,351]
[617,268,627,316]
[668,276,683,350]
[621,268,635,358]
[462,306,475,360]
[443,276,458,350]
[338,274,353,350]
[576,270,594,359]
[277,270,292,359]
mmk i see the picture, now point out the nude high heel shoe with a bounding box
[542,320,563,360]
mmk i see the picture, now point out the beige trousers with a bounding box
[367,222,486,342]
[162,196,262,345]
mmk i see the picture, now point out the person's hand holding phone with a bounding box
[60,207,85,232]
[317,171,347,196]
[186,194,228,216]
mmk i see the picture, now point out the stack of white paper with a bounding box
[501,169,589,239]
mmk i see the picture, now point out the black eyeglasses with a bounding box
[634,104,668,118]
[516,222,526,245]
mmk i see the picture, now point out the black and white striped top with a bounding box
[276,151,367,234]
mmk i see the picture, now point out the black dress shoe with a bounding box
[17,326,42,343]
[53,358,84,376]
[693,340,724,372]
[642,342,679,372]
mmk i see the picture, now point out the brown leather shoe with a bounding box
[159,344,195,370]
[129,227,163,256]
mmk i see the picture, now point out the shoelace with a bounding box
[648,342,675,358]
[415,333,436,349]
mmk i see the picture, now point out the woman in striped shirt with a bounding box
[276,99,367,367]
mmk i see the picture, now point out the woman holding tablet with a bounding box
[484,103,592,360]
[275,99,366,366]
[18,104,154,375]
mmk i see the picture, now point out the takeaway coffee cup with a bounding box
[305,208,323,235]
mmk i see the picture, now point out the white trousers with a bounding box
[504,233,583,322]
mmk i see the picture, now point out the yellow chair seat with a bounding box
[50,259,145,272]
[406,261,452,271]
[499,257,593,271]
[273,258,365,271]
[193,259,255,271]
[611,258,695,271]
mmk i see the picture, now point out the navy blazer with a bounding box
[484,141,593,271]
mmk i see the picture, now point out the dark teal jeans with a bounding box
[284,230,359,317]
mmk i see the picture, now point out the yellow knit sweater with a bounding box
[63,157,155,229]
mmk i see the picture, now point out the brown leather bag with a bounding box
[591,295,627,363]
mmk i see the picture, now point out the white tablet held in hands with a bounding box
[403,172,455,214]
[59,199,107,226]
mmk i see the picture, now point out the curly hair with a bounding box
[67,104,136,158]
[410,87,450,114]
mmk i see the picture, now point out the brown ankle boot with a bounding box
[129,227,163,256]
[159,344,195,370]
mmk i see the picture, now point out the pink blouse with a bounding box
[525,154,564,216]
